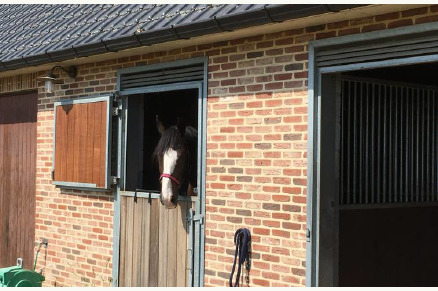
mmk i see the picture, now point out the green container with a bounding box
[0,266,45,287]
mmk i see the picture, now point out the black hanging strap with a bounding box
[229,228,251,287]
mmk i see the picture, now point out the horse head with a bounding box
[154,116,191,209]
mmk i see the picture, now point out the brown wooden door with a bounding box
[118,196,194,287]
[0,92,37,270]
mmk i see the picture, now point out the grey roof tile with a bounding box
[0,4,366,70]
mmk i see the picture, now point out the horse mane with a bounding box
[153,125,197,159]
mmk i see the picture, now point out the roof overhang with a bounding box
[0,4,429,78]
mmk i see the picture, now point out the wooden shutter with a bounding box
[53,96,112,190]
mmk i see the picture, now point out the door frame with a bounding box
[112,57,208,287]
[307,21,438,286]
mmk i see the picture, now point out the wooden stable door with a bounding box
[0,92,37,269]
[118,196,195,287]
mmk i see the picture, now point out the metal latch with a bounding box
[306,228,311,242]
[192,214,204,225]
[186,211,204,224]
[16,258,23,267]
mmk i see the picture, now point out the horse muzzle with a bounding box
[159,173,179,209]
[159,192,178,209]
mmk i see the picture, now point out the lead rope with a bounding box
[229,228,251,287]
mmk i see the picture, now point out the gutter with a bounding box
[1,4,366,71]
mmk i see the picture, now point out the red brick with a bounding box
[272,229,290,238]
[316,31,336,39]
[328,20,349,29]
[253,228,270,235]
[263,220,280,228]
[275,38,294,46]
[262,254,280,263]
[283,222,302,230]
[282,275,300,284]
[252,278,270,287]
[274,73,292,81]
[401,7,428,17]
[272,247,291,256]
[246,84,263,91]
[375,12,400,22]
[350,16,374,26]
[292,268,306,276]
[221,63,237,70]
[262,271,280,280]
[272,213,291,220]
[266,48,283,56]
[264,82,283,90]
[362,23,386,33]
[415,15,438,24]
[253,261,270,270]
[387,19,413,29]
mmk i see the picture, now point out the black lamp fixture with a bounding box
[39,65,77,93]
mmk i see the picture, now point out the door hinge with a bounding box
[51,170,54,180]
[193,214,204,225]
[306,228,311,242]
[112,91,121,102]
[111,176,119,186]
[112,107,121,116]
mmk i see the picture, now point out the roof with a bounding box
[0,4,365,71]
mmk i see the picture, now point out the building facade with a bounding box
[0,4,437,287]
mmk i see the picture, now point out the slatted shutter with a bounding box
[119,62,204,90]
[53,96,113,190]
[316,34,438,68]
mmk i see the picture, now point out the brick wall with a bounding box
[203,6,438,287]
[20,4,438,287]
[34,71,117,286]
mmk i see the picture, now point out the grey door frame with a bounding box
[112,57,208,287]
[307,21,438,287]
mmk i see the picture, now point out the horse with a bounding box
[153,116,197,209]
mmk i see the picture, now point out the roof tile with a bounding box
[0,4,365,69]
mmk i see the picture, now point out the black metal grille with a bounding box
[340,77,438,205]
[316,35,438,68]
[120,64,204,90]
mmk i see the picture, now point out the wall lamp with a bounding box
[39,65,77,93]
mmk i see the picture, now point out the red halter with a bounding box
[160,173,180,185]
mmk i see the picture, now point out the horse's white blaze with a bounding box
[161,148,178,206]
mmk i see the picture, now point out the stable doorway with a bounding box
[317,63,438,287]
[113,58,207,287]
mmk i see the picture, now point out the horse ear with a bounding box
[156,115,165,135]
[177,117,186,136]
